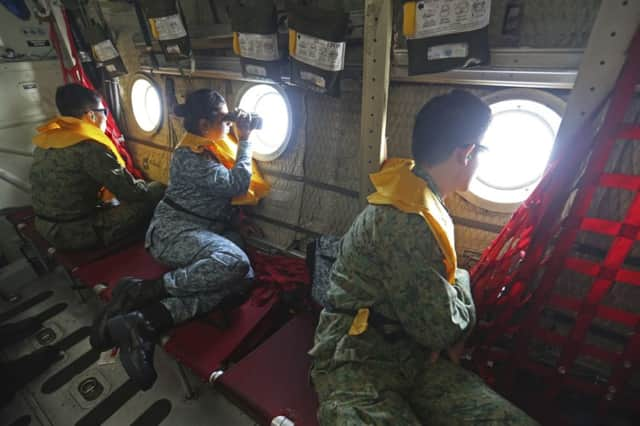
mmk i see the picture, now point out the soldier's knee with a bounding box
[146,181,166,205]
[229,251,251,277]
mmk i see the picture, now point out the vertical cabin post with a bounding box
[553,0,640,154]
[358,0,393,206]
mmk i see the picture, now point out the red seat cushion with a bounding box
[71,242,169,297]
[164,251,312,382]
[10,212,141,271]
[5,206,35,225]
[217,313,319,426]
[163,286,282,381]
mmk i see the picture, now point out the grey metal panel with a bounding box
[488,0,602,48]
[305,90,362,192]
[299,186,362,236]
[0,269,255,426]
[0,60,61,208]
[253,177,305,231]
[386,84,494,158]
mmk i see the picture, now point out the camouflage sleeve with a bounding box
[382,215,476,351]
[204,139,253,197]
[82,142,150,201]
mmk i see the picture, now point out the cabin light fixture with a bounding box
[237,84,292,162]
[130,75,163,134]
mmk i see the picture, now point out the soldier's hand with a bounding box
[232,110,253,141]
[430,339,466,365]
[239,220,264,239]
[446,339,466,365]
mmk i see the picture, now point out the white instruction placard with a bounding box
[412,0,491,39]
[92,40,119,62]
[151,14,187,41]
[238,33,279,61]
[293,33,345,72]
[427,42,469,60]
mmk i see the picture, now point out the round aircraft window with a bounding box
[130,76,162,133]
[464,90,564,211]
[237,84,292,161]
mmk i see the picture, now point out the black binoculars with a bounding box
[223,110,263,131]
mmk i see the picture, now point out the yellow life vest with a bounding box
[176,132,270,205]
[368,158,457,284]
[33,116,126,202]
[347,158,458,337]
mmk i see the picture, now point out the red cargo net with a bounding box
[47,8,142,179]
[470,30,640,424]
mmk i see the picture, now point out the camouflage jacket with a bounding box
[145,141,252,246]
[30,142,151,221]
[309,202,476,374]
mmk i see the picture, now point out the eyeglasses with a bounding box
[90,108,108,116]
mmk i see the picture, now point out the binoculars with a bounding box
[223,110,263,131]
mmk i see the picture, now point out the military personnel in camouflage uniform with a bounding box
[30,84,163,250]
[93,90,256,390]
[309,91,538,425]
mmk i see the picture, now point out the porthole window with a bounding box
[130,75,162,133]
[237,84,292,161]
[463,90,565,211]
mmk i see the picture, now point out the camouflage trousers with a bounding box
[311,359,539,426]
[148,228,253,324]
[35,182,164,250]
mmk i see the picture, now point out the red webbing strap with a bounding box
[599,324,640,413]
[469,29,640,420]
[48,10,143,179]
[548,294,640,328]
[506,31,640,407]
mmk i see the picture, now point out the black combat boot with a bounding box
[106,303,173,391]
[90,277,168,351]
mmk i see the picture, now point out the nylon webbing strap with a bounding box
[469,29,640,423]
[48,6,142,179]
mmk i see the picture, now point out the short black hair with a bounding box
[412,90,491,167]
[174,89,226,135]
[55,83,102,118]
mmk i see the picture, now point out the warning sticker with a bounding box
[166,45,181,55]
[92,40,119,62]
[150,14,187,41]
[293,33,345,72]
[412,0,491,39]
[27,40,50,47]
[427,43,469,60]
[238,33,279,61]
[300,71,326,88]
[245,64,267,77]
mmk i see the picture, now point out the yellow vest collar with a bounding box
[367,158,457,284]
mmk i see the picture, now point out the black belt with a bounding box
[163,197,220,224]
[35,212,91,223]
[325,305,406,343]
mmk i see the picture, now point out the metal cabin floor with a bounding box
[0,265,256,426]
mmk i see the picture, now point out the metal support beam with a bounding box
[0,169,31,194]
[358,0,392,206]
[554,0,640,152]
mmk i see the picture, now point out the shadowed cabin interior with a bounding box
[0,1,639,425]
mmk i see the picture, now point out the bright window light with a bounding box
[238,84,292,161]
[469,98,562,205]
[131,77,162,133]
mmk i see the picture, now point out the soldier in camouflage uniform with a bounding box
[93,90,257,390]
[30,84,163,250]
[309,91,538,425]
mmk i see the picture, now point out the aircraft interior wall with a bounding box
[93,0,603,265]
[1,0,640,421]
